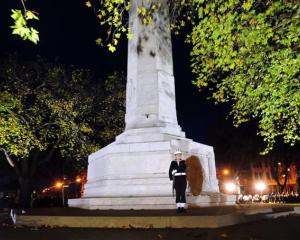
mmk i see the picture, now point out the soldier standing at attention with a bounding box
[169,150,187,213]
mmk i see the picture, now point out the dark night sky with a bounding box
[0,0,243,177]
[0,0,231,141]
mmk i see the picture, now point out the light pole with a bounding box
[55,181,67,206]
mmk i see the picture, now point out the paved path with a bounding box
[13,204,298,216]
[13,205,298,229]
[16,205,237,216]
[1,215,300,240]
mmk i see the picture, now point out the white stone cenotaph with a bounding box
[69,0,234,209]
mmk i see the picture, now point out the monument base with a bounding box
[68,193,236,210]
[68,127,225,210]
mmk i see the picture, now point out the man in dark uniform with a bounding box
[169,150,187,213]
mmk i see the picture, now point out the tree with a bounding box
[207,118,300,193]
[268,143,300,193]
[7,0,300,153]
[0,54,125,206]
[9,0,195,50]
[189,0,300,154]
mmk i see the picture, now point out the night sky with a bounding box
[0,0,247,176]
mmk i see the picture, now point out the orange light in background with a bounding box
[76,177,82,183]
[223,169,230,175]
[55,181,63,189]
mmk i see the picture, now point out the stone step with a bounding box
[68,194,236,210]
[13,205,298,229]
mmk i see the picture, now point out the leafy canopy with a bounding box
[8,0,300,154]
[10,0,194,50]
[189,0,300,153]
[0,55,125,169]
[86,0,195,52]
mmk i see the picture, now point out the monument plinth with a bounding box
[69,0,234,209]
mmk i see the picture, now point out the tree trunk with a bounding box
[18,177,33,208]
[1,149,35,208]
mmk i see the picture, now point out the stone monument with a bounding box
[69,0,234,209]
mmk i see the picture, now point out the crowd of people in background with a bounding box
[237,192,300,204]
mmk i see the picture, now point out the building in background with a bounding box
[217,160,298,195]
[250,160,298,194]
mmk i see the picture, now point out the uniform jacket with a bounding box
[169,160,186,180]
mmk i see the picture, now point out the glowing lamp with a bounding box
[255,182,266,192]
[225,182,236,193]
[76,177,82,183]
[55,182,63,188]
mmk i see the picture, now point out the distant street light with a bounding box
[55,181,63,189]
[255,182,266,194]
[223,169,230,176]
[76,177,82,183]
[54,181,68,206]
[225,182,237,193]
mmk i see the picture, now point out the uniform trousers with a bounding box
[174,175,187,203]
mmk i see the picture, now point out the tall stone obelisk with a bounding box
[125,0,182,134]
[69,0,233,209]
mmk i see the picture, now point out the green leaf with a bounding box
[26,11,39,20]
[95,38,103,46]
[107,43,116,53]
[86,1,92,8]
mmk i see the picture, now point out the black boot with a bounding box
[177,207,181,213]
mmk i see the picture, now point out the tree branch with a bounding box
[0,148,22,177]
[20,0,27,14]
[38,137,62,166]
[37,122,60,131]
[1,148,16,168]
